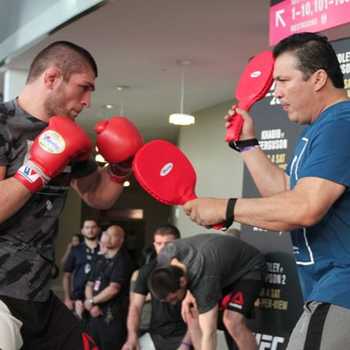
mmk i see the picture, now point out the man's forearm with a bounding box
[126,304,142,338]
[72,167,123,210]
[235,188,318,231]
[62,273,72,299]
[200,331,217,350]
[0,178,31,224]
[93,284,120,304]
[85,283,94,300]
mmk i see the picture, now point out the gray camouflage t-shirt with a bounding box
[158,234,265,314]
[0,100,97,301]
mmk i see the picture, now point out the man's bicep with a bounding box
[294,176,345,219]
[130,292,146,309]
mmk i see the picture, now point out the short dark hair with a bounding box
[273,32,344,88]
[148,265,184,300]
[153,224,181,239]
[82,219,98,227]
[27,41,98,83]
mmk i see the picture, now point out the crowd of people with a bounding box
[1,29,350,350]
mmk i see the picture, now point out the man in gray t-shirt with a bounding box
[0,41,142,350]
[149,234,265,350]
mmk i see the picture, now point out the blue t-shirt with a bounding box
[287,100,350,309]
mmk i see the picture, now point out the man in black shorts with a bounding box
[0,41,142,350]
[149,234,265,350]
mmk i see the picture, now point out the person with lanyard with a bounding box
[63,219,101,320]
[85,225,133,350]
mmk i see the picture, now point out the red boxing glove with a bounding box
[95,116,143,183]
[15,116,92,192]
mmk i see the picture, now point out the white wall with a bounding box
[174,100,244,237]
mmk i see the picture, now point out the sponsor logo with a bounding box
[18,165,40,183]
[160,162,173,176]
[39,130,66,154]
[229,302,243,310]
[227,291,244,310]
[255,333,285,350]
[251,70,262,78]
[232,291,244,305]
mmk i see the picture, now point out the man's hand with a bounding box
[90,305,103,318]
[225,106,256,141]
[64,297,74,311]
[74,299,85,319]
[183,198,228,227]
[181,290,197,322]
[84,298,93,311]
[121,335,140,350]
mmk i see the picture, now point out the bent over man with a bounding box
[149,234,265,350]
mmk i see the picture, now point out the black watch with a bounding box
[229,138,259,152]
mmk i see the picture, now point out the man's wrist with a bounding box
[224,198,237,229]
[87,297,95,306]
[107,164,131,184]
[229,138,259,152]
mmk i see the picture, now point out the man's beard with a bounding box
[44,85,68,117]
[85,235,97,241]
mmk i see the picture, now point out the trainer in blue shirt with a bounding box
[183,32,350,350]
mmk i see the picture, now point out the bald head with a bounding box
[106,225,125,250]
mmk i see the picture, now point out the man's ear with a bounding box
[312,69,328,92]
[43,67,62,89]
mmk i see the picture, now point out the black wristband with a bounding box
[224,198,237,229]
[229,138,259,152]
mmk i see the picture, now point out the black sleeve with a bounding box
[88,256,103,282]
[63,249,76,273]
[133,261,156,295]
[110,254,131,287]
[0,128,10,167]
[71,159,98,179]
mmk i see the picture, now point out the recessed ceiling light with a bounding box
[169,113,195,126]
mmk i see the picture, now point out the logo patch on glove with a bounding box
[160,162,173,176]
[17,165,41,183]
[39,130,66,154]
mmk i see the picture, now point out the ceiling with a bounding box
[2,0,274,141]
[4,1,350,142]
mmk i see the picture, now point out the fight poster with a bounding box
[239,37,350,350]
